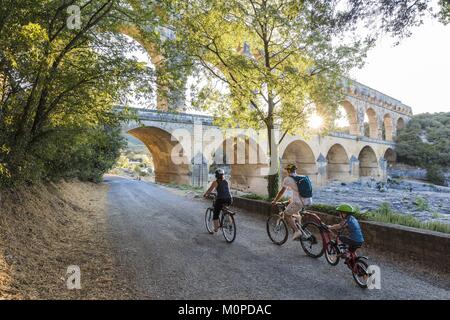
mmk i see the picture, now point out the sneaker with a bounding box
[292,231,302,241]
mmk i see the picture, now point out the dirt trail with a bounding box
[0,180,134,299]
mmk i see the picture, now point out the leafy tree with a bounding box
[169,0,382,197]
[163,0,449,197]
[438,0,450,24]
[0,0,160,186]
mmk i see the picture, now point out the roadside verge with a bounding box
[0,181,135,299]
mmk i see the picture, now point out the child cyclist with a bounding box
[328,203,365,252]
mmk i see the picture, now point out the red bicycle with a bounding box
[322,227,371,288]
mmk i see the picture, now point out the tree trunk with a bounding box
[267,113,279,199]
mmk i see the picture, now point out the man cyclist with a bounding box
[203,169,232,234]
[271,164,313,241]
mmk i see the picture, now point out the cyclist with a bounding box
[327,203,365,252]
[271,164,312,241]
[203,169,233,233]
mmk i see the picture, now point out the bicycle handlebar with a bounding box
[205,193,217,200]
[275,201,290,210]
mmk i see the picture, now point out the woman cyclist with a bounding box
[203,169,233,233]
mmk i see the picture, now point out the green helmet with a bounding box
[336,203,356,214]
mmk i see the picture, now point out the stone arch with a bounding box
[281,140,318,184]
[119,25,186,111]
[358,146,379,178]
[384,148,397,167]
[383,113,394,141]
[207,133,269,195]
[326,144,350,182]
[397,117,406,132]
[339,101,359,135]
[364,108,379,139]
[127,126,191,184]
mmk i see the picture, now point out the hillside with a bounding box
[396,112,450,185]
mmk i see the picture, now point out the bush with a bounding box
[242,193,271,201]
[396,113,450,185]
[426,165,447,186]
[413,197,429,211]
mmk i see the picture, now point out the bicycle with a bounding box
[323,227,371,289]
[204,194,237,243]
[267,201,325,258]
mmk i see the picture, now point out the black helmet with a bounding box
[215,169,225,179]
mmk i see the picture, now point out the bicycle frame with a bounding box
[326,229,364,270]
[276,202,330,248]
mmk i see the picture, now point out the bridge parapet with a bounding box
[130,108,215,125]
[342,79,413,117]
[329,132,396,147]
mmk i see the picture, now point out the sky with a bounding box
[350,16,450,115]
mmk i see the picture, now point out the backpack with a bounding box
[292,175,313,198]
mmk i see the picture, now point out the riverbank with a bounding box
[314,178,450,224]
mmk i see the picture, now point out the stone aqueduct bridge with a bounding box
[122,81,412,195]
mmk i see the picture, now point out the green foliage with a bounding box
[438,0,450,24]
[242,193,271,201]
[0,1,158,186]
[413,197,429,211]
[171,0,375,195]
[165,183,204,193]
[432,212,443,219]
[310,203,450,235]
[241,193,291,202]
[426,164,446,186]
[396,112,450,186]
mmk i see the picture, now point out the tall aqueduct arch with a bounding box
[119,21,413,195]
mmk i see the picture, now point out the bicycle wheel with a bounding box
[222,213,236,243]
[352,257,369,289]
[205,208,214,234]
[325,241,340,266]
[300,222,324,258]
[266,214,288,245]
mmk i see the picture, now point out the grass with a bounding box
[432,212,443,219]
[413,197,430,211]
[241,193,289,202]
[165,183,204,193]
[242,193,271,201]
[310,203,450,235]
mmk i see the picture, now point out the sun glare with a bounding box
[309,114,324,129]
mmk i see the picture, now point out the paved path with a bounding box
[105,176,450,300]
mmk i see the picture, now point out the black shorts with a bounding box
[213,198,232,220]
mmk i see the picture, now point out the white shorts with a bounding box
[285,198,313,216]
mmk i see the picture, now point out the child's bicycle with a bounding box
[322,226,371,289]
[204,194,236,243]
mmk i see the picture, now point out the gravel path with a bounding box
[105,175,450,300]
